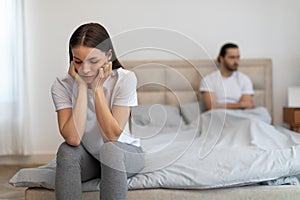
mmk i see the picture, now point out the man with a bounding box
[200,43,254,111]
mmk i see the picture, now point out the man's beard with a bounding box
[224,62,238,72]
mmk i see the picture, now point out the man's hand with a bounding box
[238,100,255,109]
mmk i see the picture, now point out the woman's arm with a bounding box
[57,62,88,146]
[94,87,130,141]
[92,62,131,141]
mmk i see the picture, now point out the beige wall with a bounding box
[24,0,300,154]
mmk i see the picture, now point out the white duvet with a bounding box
[10,107,300,190]
[128,107,300,189]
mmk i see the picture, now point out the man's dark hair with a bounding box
[217,43,239,63]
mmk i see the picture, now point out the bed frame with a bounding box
[26,59,300,200]
[125,59,273,116]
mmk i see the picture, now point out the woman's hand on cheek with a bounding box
[68,61,86,86]
[68,61,77,79]
[92,61,112,90]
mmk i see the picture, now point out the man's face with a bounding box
[220,48,240,72]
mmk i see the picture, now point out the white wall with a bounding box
[24,0,300,154]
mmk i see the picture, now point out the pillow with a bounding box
[131,104,181,126]
[9,159,57,190]
[9,159,100,191]
[9,166,56,189]
[131,104,182,137]
[180,101,201,125]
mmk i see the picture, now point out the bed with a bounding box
[12,58,300,199]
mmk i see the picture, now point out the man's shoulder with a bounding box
[236,71,254,88]
[204,70,220,78]
[236,71,248,77]
[236,71,252,81]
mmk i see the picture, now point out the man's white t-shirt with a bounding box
[200,70,254,104]
[51,68,140,159]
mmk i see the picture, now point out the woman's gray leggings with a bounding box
[55,141,145,200]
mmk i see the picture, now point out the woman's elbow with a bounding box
[59,127,82,146]
[103,129,122,142]
[65,138,81,147]
[63,135,81,146]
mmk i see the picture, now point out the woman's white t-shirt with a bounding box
[51,68,140,159]
[200,70,254,104]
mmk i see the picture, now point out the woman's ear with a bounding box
[106,49,112,61]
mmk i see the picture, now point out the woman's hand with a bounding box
[68,61,86,86]
[91,61,112,90]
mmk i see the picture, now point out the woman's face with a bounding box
[72,45,111,84]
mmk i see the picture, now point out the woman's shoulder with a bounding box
[116,68,137,81]
[51,73,74,93]
[116,68,135,75]
[112,68,137,92]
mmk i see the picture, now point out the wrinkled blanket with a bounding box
[10,107,300,190]
[128,107,300,189]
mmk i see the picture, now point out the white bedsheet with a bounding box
[10,107,300,191]
[128,107,300,189]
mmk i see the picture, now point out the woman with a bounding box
[51,22,144,200]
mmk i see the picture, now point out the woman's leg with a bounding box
[99,142,144,200]
[55,142,100,200]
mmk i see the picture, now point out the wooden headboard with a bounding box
[122,59,273,117]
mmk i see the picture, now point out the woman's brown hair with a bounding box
[69,23,122,69]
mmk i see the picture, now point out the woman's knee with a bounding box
[99,142,145,174]
[99,142,125,169]
[56,142,83,164]
[99,141,128,160]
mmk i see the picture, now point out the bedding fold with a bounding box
[9,107,300,191]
